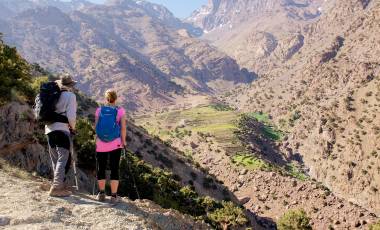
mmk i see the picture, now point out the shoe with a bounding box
[49,186,72,197]
[96,192,106,202]
[64,183,77,192]
[110,195,121,205]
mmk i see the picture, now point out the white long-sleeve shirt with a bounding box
[45,91,77,134]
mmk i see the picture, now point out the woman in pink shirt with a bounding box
[95,90,126,204]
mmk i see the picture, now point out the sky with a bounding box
[88,0,207,18]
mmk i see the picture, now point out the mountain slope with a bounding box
[187,0,324,74]
[0,0,253,112]
[135,105,379,229]
[222,0,380,214]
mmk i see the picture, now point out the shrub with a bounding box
[119,152,248,228]
[74,118,96,170]
[278,209,312,230]
[0,36,34,105]
[289,110,302,127]
[208,201,248,230]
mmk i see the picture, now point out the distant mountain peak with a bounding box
[187,0,324,33]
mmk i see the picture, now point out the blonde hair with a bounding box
[105,90,117,104]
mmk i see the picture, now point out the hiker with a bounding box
[95,90,126,204]
[44,74,77,197]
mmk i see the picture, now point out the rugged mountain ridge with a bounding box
[188,0,323,32]
[187,0,325,74]
[0,0,253,112]
[221,0,380,215]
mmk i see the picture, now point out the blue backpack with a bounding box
[96,106,121,142]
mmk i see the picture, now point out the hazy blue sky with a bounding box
[88,0,207,18]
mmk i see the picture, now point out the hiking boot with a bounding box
[64,183,77,192]
[49,186,72,197]
[110,195,121,205]
[96,192,106,202]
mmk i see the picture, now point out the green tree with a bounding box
[0,36,34,105]
[208,201,248,230]
[278,209,312,230]
[74,118,96,170]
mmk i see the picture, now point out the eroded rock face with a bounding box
[0,102,50,176]
[275,34,305,61]
[0,103,93,191]
[187,0,324,73]
[243,32,278,59]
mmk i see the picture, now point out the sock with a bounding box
[99,190,105,194]
[111,193,117,198]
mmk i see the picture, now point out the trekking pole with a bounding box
[93,156,97,196]
[93,141,98,196]
[123,146,140,199]
[70,132,79,191]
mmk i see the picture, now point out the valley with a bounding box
[1,0,380,229]
[135,99,378,229]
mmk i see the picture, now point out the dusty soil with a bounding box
[0,170,209,230]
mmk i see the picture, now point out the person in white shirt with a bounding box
[45,74,77,197]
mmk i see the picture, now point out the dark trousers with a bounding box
[96,149,121,180]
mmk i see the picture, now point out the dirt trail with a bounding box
[0,171,209,230]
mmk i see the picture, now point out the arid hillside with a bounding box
[135,103,379,229]
[0,0,253,112]
[220,0,380,215]
[187,0,325,74]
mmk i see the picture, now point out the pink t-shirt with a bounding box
[95,107,126,153]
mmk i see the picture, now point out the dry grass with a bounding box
[0,158,35,180]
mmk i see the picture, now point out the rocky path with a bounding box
[0,171,209,230]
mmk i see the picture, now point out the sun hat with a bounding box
[56,73,77,88]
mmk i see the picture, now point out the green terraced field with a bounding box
[231,153,272,171]
[136,106,307,179]
[135,107,284,155]
[135,105,242,153]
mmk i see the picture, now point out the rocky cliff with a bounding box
[187,0,324,74]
